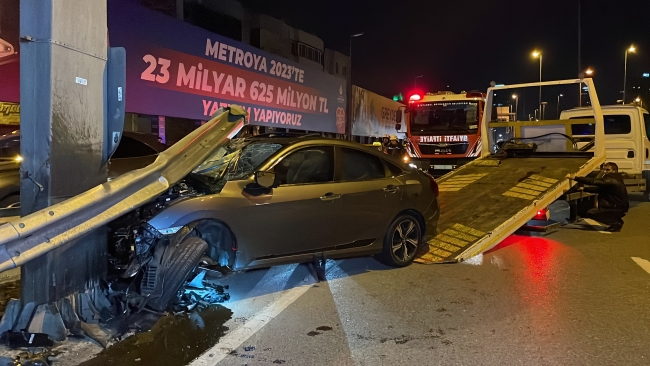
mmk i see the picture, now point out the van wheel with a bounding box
[377,214,422,267]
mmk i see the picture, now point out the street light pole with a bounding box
[414,75,424,90]
[623,45,635,105]
[579,68,593,107]
[532,51,542,111]
[557,94,563,119]
[346,32,364,140]
[512,94,518,121]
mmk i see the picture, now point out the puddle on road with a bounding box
[0,280,20,315]
[79,305,232,366]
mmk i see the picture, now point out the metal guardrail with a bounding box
[0,107,246,273]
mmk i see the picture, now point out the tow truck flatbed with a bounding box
[416,155,594,263]
[414,79,606,264]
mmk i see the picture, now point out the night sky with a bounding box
[241,0,650,106]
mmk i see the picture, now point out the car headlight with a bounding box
[158,226,183,235]
[403,156,410,162]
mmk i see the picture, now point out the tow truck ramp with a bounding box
[415,79,606,264]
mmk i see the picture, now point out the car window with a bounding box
[385,161,404,176]
[644,113,650,141]
[0,138,20,159]
[111,136,158,159]
[274,146,334,185]
[339,147,386,181]
[570,115,632,135]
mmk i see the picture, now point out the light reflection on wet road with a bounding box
[210,200,650,366]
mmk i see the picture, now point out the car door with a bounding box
[332,147,404,245]
[244,145,342,258]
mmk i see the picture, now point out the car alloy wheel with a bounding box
[378,214,422,267]
[392,219,420,263]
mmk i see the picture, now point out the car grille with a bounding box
[418,143,469,155]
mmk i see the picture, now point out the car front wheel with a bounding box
[377,214,422,267]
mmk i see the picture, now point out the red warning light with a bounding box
[409,94,422,101]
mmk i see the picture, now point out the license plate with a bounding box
[432,165,453,170]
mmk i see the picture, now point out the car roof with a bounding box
[0,130,168,153]
[122,131,168,153]
[240,135,408,166]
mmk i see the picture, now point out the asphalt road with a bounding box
[201,198,650,366]
[2,201,649,366]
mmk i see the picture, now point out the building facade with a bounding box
[0,0,352,143]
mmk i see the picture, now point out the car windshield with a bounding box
[192,139,284,189]
[410,101,480,135]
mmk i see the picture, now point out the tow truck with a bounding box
[402,91,486,175]
[560,104,650,200]
[407,79,606,264]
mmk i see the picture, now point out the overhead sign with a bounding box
[108,0,346,133]
[351,86,405,138]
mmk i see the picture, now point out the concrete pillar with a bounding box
[19,0,108,305]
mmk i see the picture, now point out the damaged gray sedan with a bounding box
[109,133,440,311]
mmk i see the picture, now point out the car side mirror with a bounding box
[395,123,402,131]
[395,111,402,124]
[255,171,276,188]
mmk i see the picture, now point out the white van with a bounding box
[560,105,650,199]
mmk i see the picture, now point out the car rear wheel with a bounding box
[377,214,422,267]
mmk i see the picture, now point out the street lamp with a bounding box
[346,32,364,140]
[532,50,542,110]
[579,69,593,106]
[414,75,424,90]
[623,45,636,104]
[557,94,563,119]
[512,94,518,121]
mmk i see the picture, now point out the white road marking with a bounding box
[189,282,312,366]
[581,218,612,234]
[631,257,650,275]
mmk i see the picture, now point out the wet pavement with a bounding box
[2,200,650,365]
[79,305,232,366]
[205,198,650,366]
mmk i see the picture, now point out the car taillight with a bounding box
[423,171,439,197]
[533,208,550,220]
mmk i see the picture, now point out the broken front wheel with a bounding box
[141,236,208,312]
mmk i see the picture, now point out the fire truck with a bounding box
[399,91,486,175]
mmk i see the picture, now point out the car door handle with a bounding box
[320,192,341,201]
[383,185,400,193]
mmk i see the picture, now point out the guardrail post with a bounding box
[19,0,108,305]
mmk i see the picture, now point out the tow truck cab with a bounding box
[560,105,650,199]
